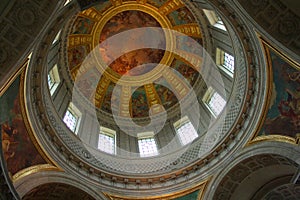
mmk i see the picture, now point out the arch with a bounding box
[14,170,105,200]
[204,141,300,199]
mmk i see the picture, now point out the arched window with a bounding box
[63,102,81,133]
[203,87,226,117]
[174,116,198,146]
[47,64,60,95]
[98,126,116,154]
[137,132,158,157]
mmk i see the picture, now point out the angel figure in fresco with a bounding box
[156,85,176,108]
[68,47,85,69]
[163,89,176,107]
[278,88,300,129]
[132,93,148,117]
[135,94,147,107]
[178,64,196,85]
[72,18,92,34]
[1,122,17,162]
[178,8,193,23]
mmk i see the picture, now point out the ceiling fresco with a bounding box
[257,45,300,138]
[99,10,165,76]
[0,72,47,177]
[67,0,203,118]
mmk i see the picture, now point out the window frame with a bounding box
[202,87,226,117]
[63,102,81,134]
[174,116,198,146]
[203,9,226,31]
[47,64,60,96]
[97,126,116,155]
[137,132,158,157]
[216,48,234,77]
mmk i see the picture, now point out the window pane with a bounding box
[48,74,55,90]
[177,121,198,145]
[48,64,60,95]
[208,92,226,116]
[63,109,78,132]
[98,133,115,154]
[223,52,234,73]
[138,138,158,157]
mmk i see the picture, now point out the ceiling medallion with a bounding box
[92,3,174,85]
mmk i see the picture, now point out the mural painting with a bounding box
[110,84,121,114]
[101,82,117,114]
[167,7,195,26]
[99,10,165,76]
[260,48,300,138]
[76,67,100,99]
[131,87,149,118]
[171,59,199,86]
[71,16,94,34]
[68,45,90,70]
[93,0,112,14]
[0,75,46,176]
[154,77,178,110]
[174,190,199,200]
[147,0,166,7]
[176,35,203,55]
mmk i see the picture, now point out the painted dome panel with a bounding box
[93,0,113,13]
[67,0,203,118]
[68,45,90,70]
[100,82,116,114]
[71,16,95,34]
[99,10,166,76]
[167,7,196,26]
[147,0,166,7]
[170,59,199,86]
[154,81,178,110]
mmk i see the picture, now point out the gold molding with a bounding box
[12,164,61,182]
[103,178,210,199]
[172,23,201,38]
[94,75,111,107]
[158,0,185,16]
[249,135,296,145]
[246,33,300,146]
[68,35,93,47]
